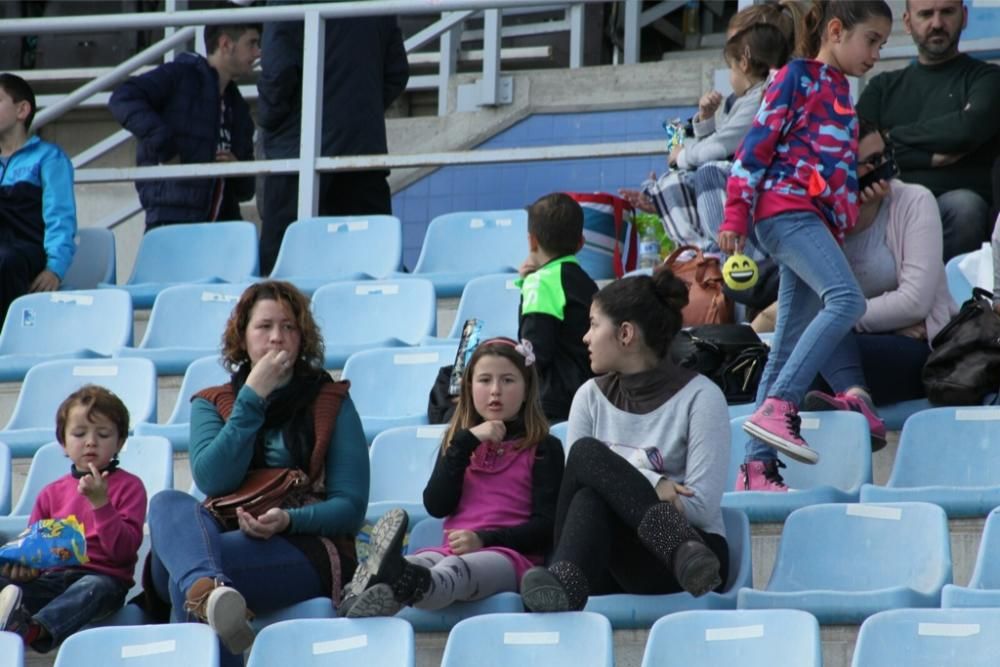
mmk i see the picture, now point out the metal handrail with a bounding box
[0,0,619,230]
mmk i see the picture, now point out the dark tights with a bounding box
[552,438,728,595]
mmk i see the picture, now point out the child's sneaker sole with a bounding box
[205,587,255,655]
[343,508,409,606]
[743,421,820,464]
[520,568,571,613]
[344,583,403,618]
[0,585,22,630]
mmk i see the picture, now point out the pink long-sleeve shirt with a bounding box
[29,470,147,585]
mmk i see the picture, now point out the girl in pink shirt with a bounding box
[340,337,564,617]
[0,385,146,652]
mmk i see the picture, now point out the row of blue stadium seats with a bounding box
[14,599,1000,667]
[2,394,998,527]
[5,431,1000,637]
[71,213,532,308]
[0,268,521,383]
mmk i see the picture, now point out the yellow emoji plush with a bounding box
[723,253,759,290]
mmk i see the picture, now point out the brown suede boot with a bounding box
[184,577,255,654]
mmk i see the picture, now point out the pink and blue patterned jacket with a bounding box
[721,59,859,243]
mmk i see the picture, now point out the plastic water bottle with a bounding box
[638,229,660,270]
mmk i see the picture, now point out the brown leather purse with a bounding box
[662,245,733,326]
[203,467,310,529]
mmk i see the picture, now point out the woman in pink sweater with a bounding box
[0,385,146,652]
[804,120,957,449]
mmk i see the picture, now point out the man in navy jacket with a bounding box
[110,23,260,230]
[256,4,409,274]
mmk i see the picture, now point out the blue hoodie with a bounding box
[0,135,77,278]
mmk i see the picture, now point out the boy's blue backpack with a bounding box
[567,192,637,280]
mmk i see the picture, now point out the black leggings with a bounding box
[552,438,728,595]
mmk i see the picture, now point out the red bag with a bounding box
[566,192,637,279]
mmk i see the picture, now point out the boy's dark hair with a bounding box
[724,22,792,81]
[0,73,36,131]
[527,193,584,258]
[204,23,262,55]
[55,385,130,446]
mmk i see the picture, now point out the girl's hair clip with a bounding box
[515,339,536,367]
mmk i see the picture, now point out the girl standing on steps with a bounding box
[340,337,564,617]
[718,0,893,491]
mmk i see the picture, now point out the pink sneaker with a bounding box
[743,397,819,464]
[736,460,789,492]
[803,390,887,451]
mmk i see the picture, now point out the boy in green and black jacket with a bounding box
[517,193,598,422]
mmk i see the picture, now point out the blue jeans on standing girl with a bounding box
[745,210,866,462]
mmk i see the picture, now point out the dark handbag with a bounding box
[669,324,769,404]
[203,467,310,528]
[922,288,1000,405]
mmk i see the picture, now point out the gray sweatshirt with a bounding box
[676,80,767,171]
[566,375,729,537]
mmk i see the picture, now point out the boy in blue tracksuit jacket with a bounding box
[0,73,76,322]
[110,22,259,230]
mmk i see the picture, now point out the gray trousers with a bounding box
[405,551,517,611]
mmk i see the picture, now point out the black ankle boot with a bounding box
[521,561,588,612]
[391,560,432,605]
[672,540,723,597]
[344,561,431,618]
[636,502,722,597]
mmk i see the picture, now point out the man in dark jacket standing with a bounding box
[256,4,409,275]
[110,23,260,231]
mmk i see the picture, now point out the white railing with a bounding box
[0,0,685,228]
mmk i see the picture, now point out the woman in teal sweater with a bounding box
[146,281,369,665]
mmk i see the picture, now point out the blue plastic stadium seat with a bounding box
[401,210,528,297]
[549,421,568,448]
[365,425,444,526]
[251,598,336,631]
[441,612,613,667]
[942,507,1000,608]
[642,609,821,667]
[0,630,23,667]
[99,221,258,308]
[737,502,952,624]
[945,252,973,305]
[861,406,1000,517]
[583,507,752,629]
[115,284,249,375]
[269,216,402,293]
[135,356,229,452]
[0,443,10,516]
[342,345,457,444]
[397,515,525,631]
[61,227,116,290]
[312,280,436,369]
[0,290,132,382]
[724,412,871,522]
[877,398,932,431]
[248,617,414,667]
[53,623,218,667]
[424,273,523,343]
[728,403,756,419]
[0,437,173,539]
[0,358,157,458]
[852,608,1000,667]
